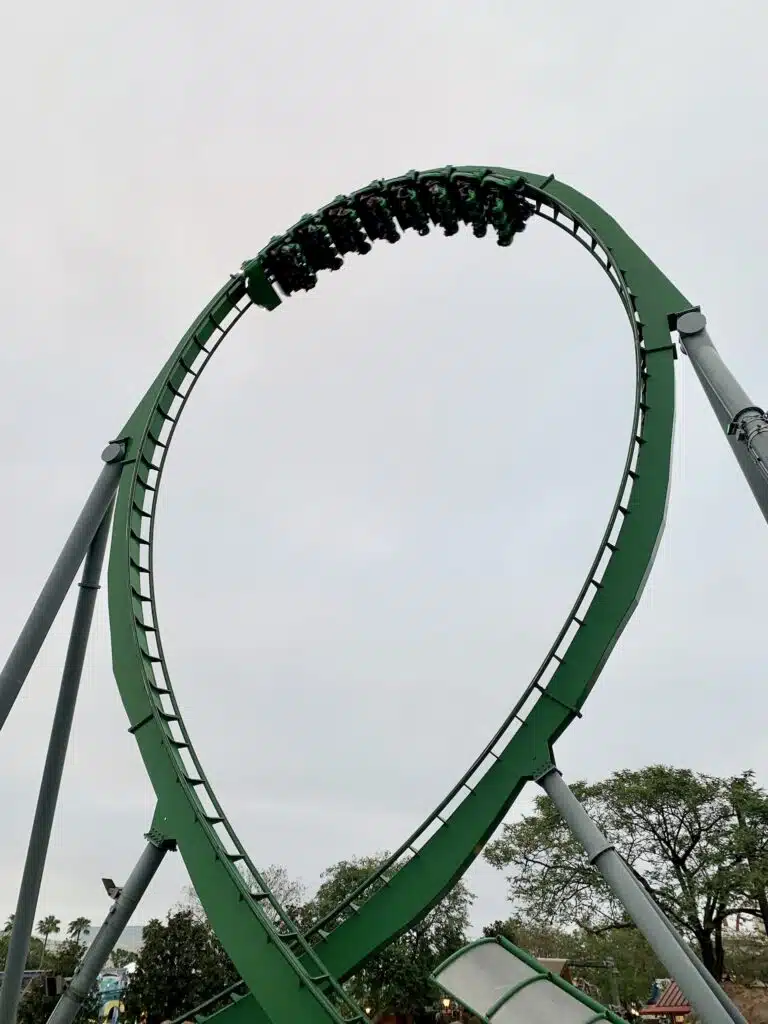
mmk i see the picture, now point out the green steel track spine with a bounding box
[108,166,692,1024]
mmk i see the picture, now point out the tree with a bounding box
[181,863,307,928]
[123,909,239,1024]
[67,917,91,944]
[728,772,768,936]
[0,930,44,972]
[16,934,100,1024]
[722,923,768,984]
[484,766,768,981]
[3,914,14,935]
[36,915,61,968]
[303,853,474,1019]
[482,917,576,959]
[111,946,136,968]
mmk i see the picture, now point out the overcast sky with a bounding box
[1,0,767,944]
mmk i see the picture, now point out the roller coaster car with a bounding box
[352,184,401,244]
[482,175,533,247]
[417,172,460,236]
[384,173,431,236]
[292,215,344,273]
[451,173,489,237]
[263,236,318,295]
[320,197,372,256]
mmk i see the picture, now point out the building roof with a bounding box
[639,980,691,1016]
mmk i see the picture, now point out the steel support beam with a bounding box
[46,838,173,1024]
[622,861,747,1024]
[0,502,116,1024]
[537,767,740,1024]
[677,310,768,525]
[0,443,125,734]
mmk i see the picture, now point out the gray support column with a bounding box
[677,310,768,524]
[46,840,172,1024]
[0,442,125,734]
[0,503,116,1024]
[537,768,736,1024]
[623,860,747,1024]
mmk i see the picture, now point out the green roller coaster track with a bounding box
[106,165,692,1024]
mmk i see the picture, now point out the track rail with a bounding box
[108,166,692,1024]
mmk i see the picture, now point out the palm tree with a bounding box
[37,915,61,967]
[3,914,14,935]
[67,917,92,944]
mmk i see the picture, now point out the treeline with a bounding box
[0,916,133,1024]
[128,854,474,1024]
[485,766,768,982]
[7,765,768,1022]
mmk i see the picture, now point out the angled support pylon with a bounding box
[0,442,126,734]
[677,310,768,525]
[536,766,744,1024]
[46,814,176,1024]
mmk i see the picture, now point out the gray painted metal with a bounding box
[621,860,747,1023]
[0,447,124,734]
[537,768,734,1024]
[677,311,768,524]
[46,841,170,1024]
[0,505,116,1024]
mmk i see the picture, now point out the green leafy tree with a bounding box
[0,932,45,971]
[485,766,768,980]
[482,917,576,958]
[123,909,238,1024]
[722,925,768,984]
[67,917,91,945]
[110,946,136,968]
[3,915,14,935]
[728,772,768,935]
[36,915,61,968]
[16,935,100,1024]
[303,853,474,1018]
[181,863,307,928]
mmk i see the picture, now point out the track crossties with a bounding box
[109,164,692,1024]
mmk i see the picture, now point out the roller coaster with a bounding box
[0,165,766,1024]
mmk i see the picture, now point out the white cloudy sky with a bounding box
[1,0,767,944]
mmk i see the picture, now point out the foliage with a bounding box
[180,853,471,1017]
[36,916,61,968]
[482,917,577,959]
[15,938,101,1024]
[722,924,768,984]
[67,917,91,944]
[484,765,768,981]
[302,853,474,1019]
[729,772,768,933]
[110,946,136,968]
[123,909,238,1024]
[181,863,307,927]
[0,932,45,972]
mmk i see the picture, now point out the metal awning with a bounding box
[432,936,625,1023]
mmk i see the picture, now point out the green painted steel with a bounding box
[107,166,692,1024]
